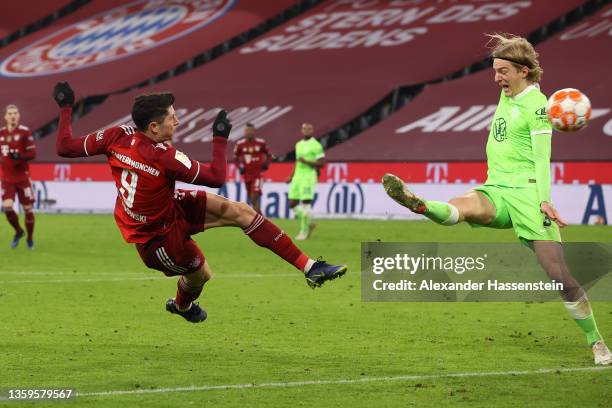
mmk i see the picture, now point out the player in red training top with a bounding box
[52,82,347,323]
[0,104,36,249]
[233,123,272,212]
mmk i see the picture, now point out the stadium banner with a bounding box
[327,5,612,161]
[0,0,297,130]
[7,161,612,184]
[361,243,612,302]
[0,0,75,39]
[56,0,587,162]
[23,181,612,226]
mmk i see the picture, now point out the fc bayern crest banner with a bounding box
[0,0,297,130]
[57,0,588,163]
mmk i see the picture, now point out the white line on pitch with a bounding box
[0,273,298,284]
[76,366,612,398]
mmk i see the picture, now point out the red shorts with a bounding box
[1,179,35,206]
[136,189,207,276]
[244,177,263,196]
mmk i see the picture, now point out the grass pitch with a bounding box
[1,215,611,407]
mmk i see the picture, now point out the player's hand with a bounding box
[212,110,232,138]
[238,165,245,174]
[9,151,20,160]
[540,202,567,228]
[53,81,75,107]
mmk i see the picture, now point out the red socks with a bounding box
[244,213,309,271]
[4,209,23,234]
[175,276,204,310]
[25,211,35,241]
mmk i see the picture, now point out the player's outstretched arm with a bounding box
[167,110,231,187]
[53,82,87,158]
[532,133,566,227]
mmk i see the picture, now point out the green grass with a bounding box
[0,215,611,407]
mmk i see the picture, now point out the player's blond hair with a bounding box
[5,104,19,113]
[486,33,543,83]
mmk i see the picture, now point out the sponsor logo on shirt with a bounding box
[0,0,236,77]
[535,106,549,124]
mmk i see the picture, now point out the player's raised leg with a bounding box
[204,192,347,288]
[382,173,496,226]
[532,241,611,365]
[2,196,25,248]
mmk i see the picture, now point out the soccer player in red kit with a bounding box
[233,123,271,212]
[53,82,347,323]
[0,104,36,249]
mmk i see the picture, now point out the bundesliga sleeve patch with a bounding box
[174,150,192,169]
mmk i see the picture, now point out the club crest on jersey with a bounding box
[493,118,507,142]
[0,0,236,77]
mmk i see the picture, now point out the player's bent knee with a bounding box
[187,266,211,286]
[236,201,257,223]
[3,199,14,208]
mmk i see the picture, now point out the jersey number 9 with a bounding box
[120,169,138,208]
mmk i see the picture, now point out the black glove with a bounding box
[53,81,75,107]
[238,165,245,174]
[212,109,232,138]
[9,151,20,160]
[261,162,269,171]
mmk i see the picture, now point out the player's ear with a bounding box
[148,121,159,135]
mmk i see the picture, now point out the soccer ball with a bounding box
[546,88,591,132]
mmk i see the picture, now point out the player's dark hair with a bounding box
[131,93,175,132]
[245,122,255,128]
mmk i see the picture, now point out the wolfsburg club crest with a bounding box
[493,118,507,142]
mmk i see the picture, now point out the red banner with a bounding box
[42,0,586,163]
[327,4,612,161]
[5,161,611,185]
[0,0,297,131]
[0,1,73,39]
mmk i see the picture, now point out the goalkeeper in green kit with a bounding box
[287,123,325,240]
[383,33,611,365]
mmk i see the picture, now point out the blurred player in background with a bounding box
[233,123,272,212]
[287,123,325,240]
[383,33,611,365]
[0,105,36,249]
[53,82,346,323]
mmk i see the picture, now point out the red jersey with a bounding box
[233,137,270,179]
[56,108,227,244]
[0,125,36,183]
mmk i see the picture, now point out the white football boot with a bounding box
[382,173,427,214]
[592,340,612,365]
